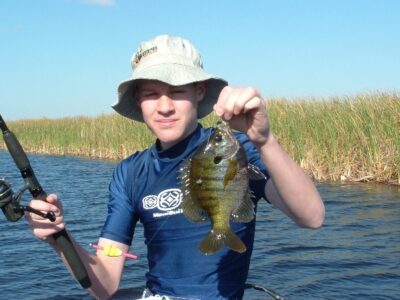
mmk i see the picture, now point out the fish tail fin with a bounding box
[199,229,246,255]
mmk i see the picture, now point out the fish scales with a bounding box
[180,120,265,255]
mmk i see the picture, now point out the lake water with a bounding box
[0,150,399,300]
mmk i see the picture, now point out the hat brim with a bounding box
[112,63,227,122]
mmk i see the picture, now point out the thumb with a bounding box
[46,194,63,210]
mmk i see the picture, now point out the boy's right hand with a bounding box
[25,194,65,242]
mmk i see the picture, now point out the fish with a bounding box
[179,120,266,255]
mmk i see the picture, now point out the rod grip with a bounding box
[53,229,92,289]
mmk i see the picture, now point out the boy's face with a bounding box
[137,80,205,149]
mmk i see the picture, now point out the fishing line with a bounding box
[144,213,174,246]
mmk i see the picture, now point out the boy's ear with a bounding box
[196,82,206,102]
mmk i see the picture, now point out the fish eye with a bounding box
[214,134,222,142]
[214,156,222,164]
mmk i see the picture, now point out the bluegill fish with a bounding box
[179,120,265,255]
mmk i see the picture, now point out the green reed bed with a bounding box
[2,114,154,160]
[1,92,399,185]
[266,92,399,185]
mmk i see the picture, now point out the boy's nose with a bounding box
[157,96,174,114]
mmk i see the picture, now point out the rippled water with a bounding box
[0,150,399,299]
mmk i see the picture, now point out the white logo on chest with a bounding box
[142,188,182,211]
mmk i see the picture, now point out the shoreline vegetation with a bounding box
[1,92,399,185]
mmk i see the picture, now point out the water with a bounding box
[0,150,399,300]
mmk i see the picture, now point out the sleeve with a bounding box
[100,157,139,245]
[236,133,270,202]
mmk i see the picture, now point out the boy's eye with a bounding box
[172,90,184,94]
[141,92,157,99]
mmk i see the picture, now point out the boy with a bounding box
[26,34,324,299]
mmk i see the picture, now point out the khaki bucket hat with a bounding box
[112,34,228,122]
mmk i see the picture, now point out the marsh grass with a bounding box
[1,92,398,184]
[267,92,399,184]
[2,114,154,160]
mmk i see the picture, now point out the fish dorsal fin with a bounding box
[247,164,266,180]
[230,192,255,223]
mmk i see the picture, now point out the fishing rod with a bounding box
[0,113,91,289]
[245,283,285,300]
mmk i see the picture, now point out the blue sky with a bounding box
[0,0,399,120]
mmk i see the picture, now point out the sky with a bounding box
[0,0,399,120]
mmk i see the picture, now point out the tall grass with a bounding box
[1,92,399,184]
[1,114,154,160]
[267,92,399,185]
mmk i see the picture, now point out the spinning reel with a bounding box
[0,178,55,222]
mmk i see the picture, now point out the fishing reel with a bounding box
[0,178,25,221]
[0,178,55,222]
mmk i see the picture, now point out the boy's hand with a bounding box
[25,194,65,242]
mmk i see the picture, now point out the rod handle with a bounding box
[53,229,92,289]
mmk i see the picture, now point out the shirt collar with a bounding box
[150,124,208,161]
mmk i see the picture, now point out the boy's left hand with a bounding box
[213,86,270,148]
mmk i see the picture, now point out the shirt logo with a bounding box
[142,188,183,218]
[158,189,181,211]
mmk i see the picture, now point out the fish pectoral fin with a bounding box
[181,197,208,223]
[247,164,266,180]
[199,229,246,255]
[223,159,238,188]
[231,192,255,223]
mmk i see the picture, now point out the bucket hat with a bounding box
[112,34,228,122]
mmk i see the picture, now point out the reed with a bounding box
[1,114,154,160]
[266,92,399,185]
[1,92,398,185]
